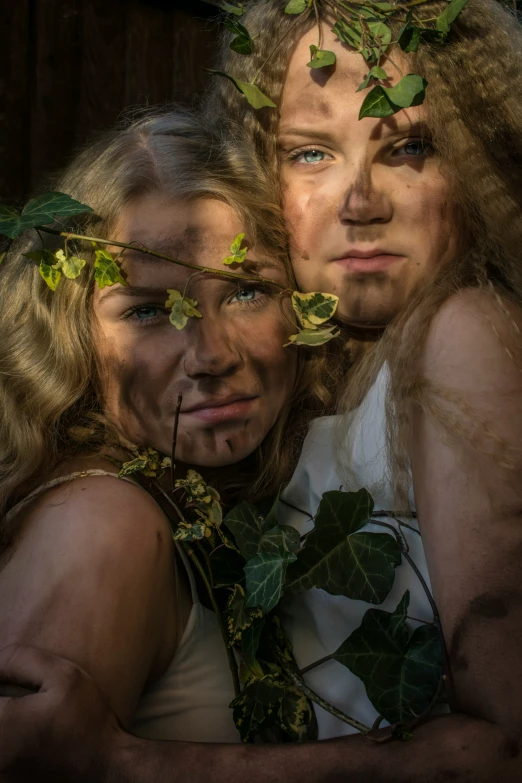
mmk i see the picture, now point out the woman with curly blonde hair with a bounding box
[2,1,522,781]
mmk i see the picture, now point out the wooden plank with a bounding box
[0,0,30,204]
[77,0,127,137]
[125,1,174,108]
[171,9,220,105]
[30,0,81,191]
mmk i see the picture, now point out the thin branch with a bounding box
[298,653,333,676]
[171,394,182,490]
[252,13,310,84]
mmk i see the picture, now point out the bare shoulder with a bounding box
[419,287,522,394]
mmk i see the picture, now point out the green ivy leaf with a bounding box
[210,546,246,588]
[357,65,388,92]
[368,20,392,46]
[208,71,276,109]
[333,592,443,725]
[53,249,86,280]
[222,2,245,16]
[285,326,340,347]
[359,75,428,119]
[0,193,92,238]
[307,45,336,69]
[284,0,310,13]
[244,551,296,614]
[291,291,339,329]
[226,584,264,646]
[224,501,264,560]
[93,246,126,289]
[223,17,253,55]
[436,0,468,34]
[222,232,248,265]
[241,616,266,675]
[285,488,401,604]
[230,675,286,742]
[334,19,362,48]
[259,525,300,556]
[279,686,315,741]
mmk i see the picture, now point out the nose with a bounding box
[182,315,243,379]
[337,160,393,226]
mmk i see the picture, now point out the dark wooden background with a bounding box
[0,0,221,206]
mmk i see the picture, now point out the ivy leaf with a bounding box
[210,546,246,588]
[285,488,402,604]
[279,686,315,741]
[291,291,339,330]
[334,19,362,48]
[436,0,468,34]
[222,2,245,15]
[333,592,443,725]
[244,551,296,614]
[222,232,248,265]
[359,75,428,119]
[165,289,202,330]
[172,521,207,541]
[241,616,266,674]
[398,12,422,53]
[368,20,392,46]
[226,584,264,646]
[307,45,336,69]
[93,246,126,289]
[208,71,276,109]
[230,675,285,742]
[259,490,281,531]
[25,249,63,290]
[224,501,264,561]
[53,249,86,280]
[285,326,340,347]
[357,65,388,92]
[223,17,253,55]
[284,0,310,13]
[259,525,300,556]
[0,193,93,238]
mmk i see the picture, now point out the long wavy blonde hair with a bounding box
[205,0,522,510]
[0,108,339,535]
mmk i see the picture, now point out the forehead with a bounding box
[279,24,425,132]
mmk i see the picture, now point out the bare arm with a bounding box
[0,472,178,726]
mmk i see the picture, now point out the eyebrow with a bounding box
[98,285,172,303]
[277,128,337,144]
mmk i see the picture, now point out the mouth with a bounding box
[181,395,258,424]
[333,249,404,274]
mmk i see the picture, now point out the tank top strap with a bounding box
[4,468,200,604]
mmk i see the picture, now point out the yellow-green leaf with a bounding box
[166,289,202,330]
[0,251,7,265]
[291,291,339,329]
[93,246,126,289]
[54,249,86,279]
[25,249,63,290]
[307,46,336,69]
[285,326,340,347]
[285,0,310,13]
[223,232,248,265]
[208,71,276,109]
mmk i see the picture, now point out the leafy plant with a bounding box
[214,0,470,117]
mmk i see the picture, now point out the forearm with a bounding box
[106,714,520,783]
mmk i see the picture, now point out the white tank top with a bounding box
[5,470,240,744]
[278,364,441,739]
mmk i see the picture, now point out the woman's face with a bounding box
[278,25,462,326]
[93,194,297,467]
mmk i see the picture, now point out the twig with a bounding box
[278,655,371,734]
[298,653,333,676]
[171,394,182,490]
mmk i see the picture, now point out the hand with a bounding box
[0,643,123,782]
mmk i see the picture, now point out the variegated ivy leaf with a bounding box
[285,488,402,604]
[175,469,222,528]
[93,245,126,289]
[54,249,86,280]
[25,249,63,290]
[165,289,202,331]
[118,447,167,479]
[241,616,266,675]
[285,325,340,347]
[226,584,263,646]
[0,192,92,239]
[333,591,444,725]
[172,521,208,542]
[230,675,287,743]
[222,232,248,265]
[291,291,339,330]
[208,71,276,109]
[284,0,310,13]
[279,686,315,742]
[307,45,336,69]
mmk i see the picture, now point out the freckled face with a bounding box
[93,194,297,467]
[278,25,462,326]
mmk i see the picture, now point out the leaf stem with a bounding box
[298,653,333,676]
[278,656,371,734]
[183,542,241,697]
[170,394,182,490]
[36,225,286,290]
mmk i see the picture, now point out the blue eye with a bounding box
[234,288,257,302]
[134,305,160,319]
[401,140,432,156]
